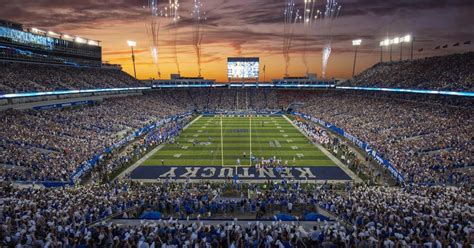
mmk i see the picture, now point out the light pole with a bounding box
[380,45,383,62]
[379,35,411,62]
[127,40,137,79]
[389,43,393,62]
[397,35,412,61]
[379,39,390,63]
[352,39,362,77]
[402,35,413,60]
[392,37,400,61]
[399,38,403,61]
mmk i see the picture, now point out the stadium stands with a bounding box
[0,52,472,247]
[345,52,474,91]
[0,93,190,181]
[0,62,144,94]
[298,91,473,185]
[1,180,471,247]
[1,89,472,185]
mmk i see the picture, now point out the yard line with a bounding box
[249,115,252,166]
[220,116,224,167]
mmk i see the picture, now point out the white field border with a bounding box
[220,115,224,166]
[116,115,203,179]
[249,115,252,166]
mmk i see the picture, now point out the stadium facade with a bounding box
[0,19,101,67]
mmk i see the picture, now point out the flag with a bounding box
[453,42,459,47]
[442,44,448,48]
[464,40,471,45]
[418,48,423,52]
[434,45,440,50]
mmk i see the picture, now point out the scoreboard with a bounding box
[227,57,259,81]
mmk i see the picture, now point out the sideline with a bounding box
[249,115,252,165]
[220,115,224,166]
[117,115,203,179]
[282,115,362,183]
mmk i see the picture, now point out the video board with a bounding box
[227,57,259,81]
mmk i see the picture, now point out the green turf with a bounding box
[141,115,336,167]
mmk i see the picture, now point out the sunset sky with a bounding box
[0,0,472,81]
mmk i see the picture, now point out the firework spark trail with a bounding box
[301,0,319,74]
[283,0,301,77]
[320,0,341,78]
[168,0,181,73]
[191,0,207,77]
[147,0,163,78]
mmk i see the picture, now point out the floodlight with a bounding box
[393,37,400,44]
[75,37,87,44]
[127,40,137,47]
[88,40,99,46]
[403,35,412,43]
[352,39,362,46]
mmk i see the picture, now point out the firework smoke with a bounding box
[283,0,301,77]
[191,0,207,77]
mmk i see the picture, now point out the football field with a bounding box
[142,115,335,167]
[130,115,352,181]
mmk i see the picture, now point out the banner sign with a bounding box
[202,110,284,116]
[336,86,474,97]
[294,112,404,182]
[33,100,95,110]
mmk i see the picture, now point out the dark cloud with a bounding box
[1,0,472,70]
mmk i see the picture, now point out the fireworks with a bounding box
[301,0,320,74]
[283,0,302,77]
[168,0,181,73]
[146,0,164,78]
[320,0,341,78]
[191,0,207,77]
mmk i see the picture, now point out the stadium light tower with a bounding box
[127,40,137,79]
[403,35,413,60]
[352,39,362,77]
[379,39,390,62]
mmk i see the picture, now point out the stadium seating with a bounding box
[1,87,472,247]
[0,93,190,181]
[0,61,145,94]
[1,89,472,185]
[1,180,471,246]
[345,52,474,91]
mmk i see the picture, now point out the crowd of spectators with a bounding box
[1,180,472,247]
[297,91,473,185]
[0,86,472,246]
[0,62,144,93]
[345,52,474,91]
[1,88,472,185]
[0,93,189,181]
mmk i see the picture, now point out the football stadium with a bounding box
[0,0,473,247]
